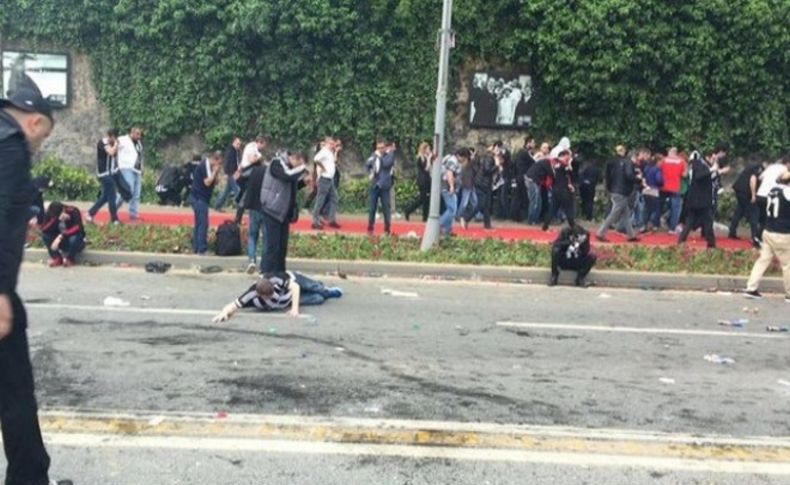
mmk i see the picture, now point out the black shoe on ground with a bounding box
[752,237,763,249]
[743,290,762,300]
[575,276,589,288]
[328,221,341,229]
[548,274,559,287]
[311,222,324,230]
[627,237,641,242]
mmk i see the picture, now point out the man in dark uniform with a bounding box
[678,151,718,249]
[0,77,73,484]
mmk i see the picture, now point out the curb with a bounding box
[23,248,784,294]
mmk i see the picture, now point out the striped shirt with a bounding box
[235,272,293,311]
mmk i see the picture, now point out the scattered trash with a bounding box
[233,360,239,367]
[144,261,172,274]
[140,295,151,301]
[336,270,348,280]
[334,347,346,352]
[405,231,419,239]
[659,377,676,385]
[102,296,130,307]
[742,306,759,314]
[778,380,790,387]
[267,327,278,335]
[301,352,309,359]
[766,326,789,333]
[381,289,419,298]
[147,416,165,426]
[598,293,612,299]
[717,319,748,328]
[215,411,228,420]
[364,405,382,414]
[455,325,470,336]
[199,265,223,274]
[715,291,733,296]
[704,354,735,365]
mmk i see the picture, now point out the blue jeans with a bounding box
[119,169,142,219]
[247,210,265,264]
[192,198,210,254]
[294,273,334,306]
[367,185,391,232]
[214,176,240,210]
[89,175,119,222]
[460,188,478,221]
[42,232,85,260]
[526,180,542,225]
[439,190,458,234]
[661,193,682,231]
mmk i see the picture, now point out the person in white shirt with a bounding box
[756,158,790,239]
[311,136,340,230]
[234,135,267,224]
[116,126,144,220]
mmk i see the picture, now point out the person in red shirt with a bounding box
[659,147,688,232]
[40,202,85,267]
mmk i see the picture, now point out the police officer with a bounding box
[1,76,73,484]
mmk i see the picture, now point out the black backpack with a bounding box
[215,221,242,256]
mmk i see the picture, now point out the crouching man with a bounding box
[550,224,596,287]
[40,202,86,267]
[213,271,343,322]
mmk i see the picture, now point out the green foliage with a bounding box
[32,155,100,201]
[3,0,787,157]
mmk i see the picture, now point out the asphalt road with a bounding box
[2,264,789,484]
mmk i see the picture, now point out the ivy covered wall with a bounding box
[2,0,787,162]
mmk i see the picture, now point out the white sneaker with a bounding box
[246,263,257,275]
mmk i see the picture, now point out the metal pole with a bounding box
[420,0,453,251]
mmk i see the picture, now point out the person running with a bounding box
[0,75,73,485]
[86,128,120,225]
[549,224,596,288]
[40,202,86,267]
[744,170,790,302]
[212,271,343,322]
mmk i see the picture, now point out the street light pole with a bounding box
[420,0,453,251]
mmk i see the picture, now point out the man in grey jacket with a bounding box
[260,151,307,273]
[365,139,397,235]
[597,145,640,242]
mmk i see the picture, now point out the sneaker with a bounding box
[743,290,762,300]
[627,236,641,242]
[112,220,122,226]
[246,263,257,275]
[62,258,75,268]
[311,222,324,230]
[48,257,63,268]
[752,237,762,249]
[328,222,341,229]
[326,287,343,299]
[548,274,559,287]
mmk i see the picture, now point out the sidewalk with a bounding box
[72,201,755,250]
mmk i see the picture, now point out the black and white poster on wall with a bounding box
[1,50,70,108]
[469,72,534,129]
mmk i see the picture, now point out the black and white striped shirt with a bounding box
[235,272,293,311]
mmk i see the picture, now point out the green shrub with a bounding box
[32,156,100,202]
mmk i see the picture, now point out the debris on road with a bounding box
[766,326,789,333]
[364,405,382,414]
[140,295,151,301]
[199,265,223,274]
[717,318,748,328]
[659,377,676,385]
[455,325,470,336]
[334,347,346,352]
[778,380,790,387]
[144,261,172,274]
[147,416,165,426]
[304,316,319,326]
[215,411,228,420]
[598,293,612,299]
[267,327,278,335]
[102,296,130,307]
[742,306,759,314]
[381,289,419,298]
[704,354,735,365]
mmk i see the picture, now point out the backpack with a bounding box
[215,221,242,256]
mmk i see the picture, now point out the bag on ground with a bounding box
[215,220,242,256]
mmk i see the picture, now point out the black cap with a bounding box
[0,74,54,122]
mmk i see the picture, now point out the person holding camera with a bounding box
[365,139,397,235]
[550,224,596,287]
[191,151,222,255]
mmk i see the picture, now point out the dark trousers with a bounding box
[261,212,290,273]
[192,197,210,254]
[496,181,511,219]
[0,293,51,484]
[88,175,119,222]
[368,185,391,232]
[233,178,249,224]
[643,194,661,229]
[729,192,760,241]
[551,251,597,279]
[42,232,85,260]
[756,196,768,237]
[509,180,528,222]
[579,184,596,220]
[545,190,575,229]
[475,186,492,229]
[404,183,430,222]
[678,207,716,248]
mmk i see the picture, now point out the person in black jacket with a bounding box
[86,128,120,224]
[678,151,718,248]
[526,157,554,225]
[544,150,577,231]
[260,152,307,273]
[728,157,766,247]
[474,149,498,229]
[242,158,268,274]
[578,157,600,221]
[0,77,73,485]
[510,137,535,222]
[214,137,242,211]
[596,145,639,242]
[550,225,596,287]
[40,202,86,267]
[404,142,433,222]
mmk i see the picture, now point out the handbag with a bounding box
[113,171,133,202]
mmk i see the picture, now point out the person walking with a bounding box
[729,157,766,247]
[545,150,576,231]
[525,155,554,225]
[404,142,433,222]
[213,136,242,211]
[241,156,268,274]
[117,126,144,222]
[744,170,790,302]
[365,140,396,235]
[578,157,600,221]
[234,135,267,224]
[660,147,687,233]
[0,76,73,485]
[459,153,478,229]
[311,136,340,230]
[439,149,465,236]
[86,128,120,224]
[755,157,790,240]
[260,151,307,273]
[597,145,639,242]
[191,151,222,255]
[678,151,718,248]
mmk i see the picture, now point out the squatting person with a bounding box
[549,224,597,288]
[40,202,86,267]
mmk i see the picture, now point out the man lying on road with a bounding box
[213,272,343,322]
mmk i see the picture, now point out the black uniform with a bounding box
[578,162,600,220]
[474,155,497,229]
[728,164,763,242]
[0,110,53,482]
[545,160,576,230]
[678,156,716,248]
[551,225,597,286]
[510,149,534,222]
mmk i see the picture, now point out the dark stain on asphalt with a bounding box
[31,343,96,407]
[25,298,52,304]
[513,331,580,341]
[213,455,243,468]
[132,334,228,346]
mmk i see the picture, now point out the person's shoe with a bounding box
[743,290,762,300]
[246,262,257,275]
[595,235,609,243]
[326,287,344,299]
[311,222,324,230]
[404,212,410,222]
[328,222,341,229]
[48,257,63,268]
[62,258,75,268]
[627,236,641,242]
[112,220,122,226]
[752,237,762,249]
[548,274,559,287]
[575,276,590,288]
[461,219,468,230]
[85,214,94,224]
[541,224,550,231]
[728,233,740,240]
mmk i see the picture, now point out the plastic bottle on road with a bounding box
[704,354,735,365]
[717,319,748,328]
[766,326,789,333]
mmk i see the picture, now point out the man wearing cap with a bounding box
[1,77,73,485]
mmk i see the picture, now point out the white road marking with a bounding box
[40,433,790,475]
[27,303,308,320]
[497,321,789,340]
[381,289,420,298]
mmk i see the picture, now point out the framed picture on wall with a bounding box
[469,71,534,129]
[1,50,71,108]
